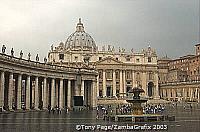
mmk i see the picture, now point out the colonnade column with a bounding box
[190,88,193,101]
[34,76,39,110]
[123,70,126,93]
[26,75,30,109]
[96,75,99,97]
[119,70,123,95]
[59,79,64,109]
[198,88,200,103]
[55,80,59,106]
[167,89,170,100]
[17,74,22,110]
[43,77,47,109]
[182,88,185,100]
[92,80,97,108]
[103,70,106,97]
[81,80,84,99]
[195,88,198,100]
[51,78,55,107]
[113,70,116,97]
[67,80,71,109]
[0,71,5,108]
[8,73,13,110]
[164,89,167,99]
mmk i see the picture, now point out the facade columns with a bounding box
[8,73,13,110]
[26,75,31,109]
[142,72,147,96]
[154,72,160,99]
[34,76,39,110]
[123,70,126,93]
[59,79,64,109]
[51,78,55,107]
[132,71,136,87]
[17,74,22,110]
[103,70,106,97]
[119,70,123,95]
[43,77,47,109]
[113,70,116,97]
[67,80,71,109]
[0,71,5,108]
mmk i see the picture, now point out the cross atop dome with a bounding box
[76,18,84,32]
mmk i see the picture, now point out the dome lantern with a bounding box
[76,18,84,32]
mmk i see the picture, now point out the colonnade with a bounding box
[0,70,97,111]
[161,86,200,102]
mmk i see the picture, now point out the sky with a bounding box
[0,0,199,61]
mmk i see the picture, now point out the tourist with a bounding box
[48,105,51,113]
[66,107,69,113]
[52,107,55,114]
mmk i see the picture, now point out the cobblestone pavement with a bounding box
[0,103,200,132]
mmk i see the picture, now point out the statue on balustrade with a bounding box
[44,57,47,63]
[11,48,14,57]
[2,45,6,54]
[36,54,39,62]
[28,53,31,61]
[20,50,23,59]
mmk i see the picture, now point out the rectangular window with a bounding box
[116,70,120,79]
[126,71,131,79]
[75,56,78,61]
[59,54,64,60]
[99,57,102,60]
[99,90,103,97]
[98,70,103,79]
[126,58,130,61]
[127,81,131,84]
[136,58,140,62]
[106,70,113,79]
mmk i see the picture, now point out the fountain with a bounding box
[126,87,147,115]
[112,87,168,122]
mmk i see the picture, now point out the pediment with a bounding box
[95,56,123,65]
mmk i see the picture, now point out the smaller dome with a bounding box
[65,18,97,52]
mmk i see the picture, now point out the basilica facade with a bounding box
[48,18,160,100]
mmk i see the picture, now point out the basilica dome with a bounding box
[65,18,97,52]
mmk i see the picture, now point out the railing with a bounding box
[160,80,200,86]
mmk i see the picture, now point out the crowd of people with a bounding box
[47,105,69,114]
[96,104,167,119]
[143,104,165,114]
